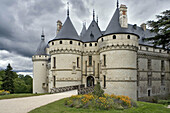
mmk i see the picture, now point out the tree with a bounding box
[14,78,27,93]
[0,70,5,90]
[14,74,33,93]
[2,64,17,93]
[145,10,170,50]
[93,81,104,97]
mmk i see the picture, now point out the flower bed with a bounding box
[0,90,10,95]
[65,93,137,110]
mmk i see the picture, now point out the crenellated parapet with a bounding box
[49,40,83,55]
[98,34,138,53]
[32,55,49,61]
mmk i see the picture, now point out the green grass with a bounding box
[0,93,48,100]
[29,99,170,113]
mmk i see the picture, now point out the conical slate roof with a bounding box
[54,17,80,41]
[80,24,86,38]
[35,38,47,55]
[82,20,102,42]
[104,8,135,35]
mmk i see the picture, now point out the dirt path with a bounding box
[0,90,77,113]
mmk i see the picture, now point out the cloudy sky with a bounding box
[0,0,169,76]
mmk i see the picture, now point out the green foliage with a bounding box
[0,70,5,90]
[145,10,170,50]
[15,74,33,93]
[0,64,32,93]
[93,81,104,97]
[14,78,27,93]
[1,64,18,93]
[158,100,170,105]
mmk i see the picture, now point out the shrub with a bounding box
[93,81,104,97]
[158,100,170,105]
[0,90,10,95]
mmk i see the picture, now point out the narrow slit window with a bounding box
[77,57,79,68]
[89,56,92,66]
[53,57,56,68]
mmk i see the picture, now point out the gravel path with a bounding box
[168,105,170,108]
[0,90,77,113]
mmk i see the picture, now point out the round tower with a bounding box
[98,3,139,100]
[32,31,49,93]
[48,6,82,88]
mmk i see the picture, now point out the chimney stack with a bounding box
[119,4,128,28]
[140,23,146,31]
[57,20,62,34]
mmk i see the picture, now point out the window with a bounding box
[60,41,62,44]
[89,56,92,66]
[148,75,152,86]
[148,59,151,70]
[52,42,54,45]
[89,43,92,47]
[113,35,116,39]
[104,75,106,88]
[148,90,151,96]
[146,47,148,51]
[161,60,165,71]
[70,41,73,44]
[101,38,103,42]
[78,42,80,46]
[85,44,87,47]
[103,55,106,66]
[53,76,56,87]
[127,35,130,39]
[77,57,79,68]
[95,43,97,46]
[161,75,165,85]
[53,57,56,68]
[159,49,161,53]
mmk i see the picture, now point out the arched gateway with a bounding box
[86,76,94,87]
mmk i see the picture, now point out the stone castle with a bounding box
[32,1,170,100]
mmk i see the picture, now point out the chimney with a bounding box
[141,23,146,31]
[57,20,62,34]
[119,4,128,28]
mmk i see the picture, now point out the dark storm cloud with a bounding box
[0,0,170,74]
[0,0,65,57]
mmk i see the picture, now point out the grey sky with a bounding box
[0,0,169,75]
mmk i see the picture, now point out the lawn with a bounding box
[0,93,48,100]
[29,98,170,113]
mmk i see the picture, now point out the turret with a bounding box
[48,2,82,88]
[32,30,49,93]
[99,0,138,100]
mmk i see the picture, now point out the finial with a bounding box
[41,28,45,40]
[67,2,69,17]
[96,15,98,24]
[117,0,119,8]
[93,9,95,20]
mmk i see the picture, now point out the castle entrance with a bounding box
[87,76,94,87]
